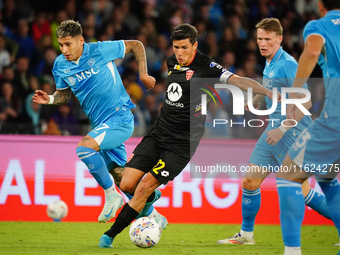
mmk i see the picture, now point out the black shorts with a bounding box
[125,136,191,185]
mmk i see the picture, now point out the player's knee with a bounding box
[242,178,261,190]
[136,178,160,200]
[138,179,153,193]
[119,179,136,194]
[109,166,124,184]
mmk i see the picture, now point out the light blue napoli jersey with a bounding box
[262,47,312,131]
[52,40,135,128]
[304,10,340,118]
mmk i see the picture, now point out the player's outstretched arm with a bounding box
[32,88,72,105]
[228,75,277,100]
[291,35,323,91]
[287,34,323,120]
[124,40,155,90]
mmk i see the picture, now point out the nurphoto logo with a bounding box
[200,84,311,128]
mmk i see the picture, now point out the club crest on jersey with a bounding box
[186,70,194,80]
[68,76,76,85]
[87,58,95,66]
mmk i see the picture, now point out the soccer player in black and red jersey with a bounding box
[99,23,276,248]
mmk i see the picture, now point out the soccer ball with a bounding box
[46,200,68,221]
[129,217,161,248]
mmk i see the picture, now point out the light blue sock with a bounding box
[317,178,340,238]
[241,188,261,232]
[304,188,331,219]
[124,193,154,215]
[76,146,113,189]
[276,178,305,247]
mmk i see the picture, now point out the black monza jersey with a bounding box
[148,50,230,157]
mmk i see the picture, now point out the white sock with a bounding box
[147,207,160,221]
[284,246,301,255]
[240,229,253,240]
[104,184,116,196]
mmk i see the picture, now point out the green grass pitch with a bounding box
[0,222,338,254]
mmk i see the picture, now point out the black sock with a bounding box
[146,191,155,202]
[104,203,139,238]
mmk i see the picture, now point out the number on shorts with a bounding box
[94,123,109,132]
[153,159,165,174]
[295,130,311,148]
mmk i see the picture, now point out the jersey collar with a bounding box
[326,10,340,16]
[71,43,89,65]
[186,49,197,66]
[268,46,283,65]
[82,43,89,56]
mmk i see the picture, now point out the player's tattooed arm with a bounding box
[109,166,125,188]
[32,87,72,105]
[124,40,147,76]
[124,40,156,90]
[53,88,72,104]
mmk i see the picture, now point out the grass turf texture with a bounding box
[0,222,338,255]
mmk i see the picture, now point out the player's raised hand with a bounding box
[32,90,50,104]
[140,73,156,90]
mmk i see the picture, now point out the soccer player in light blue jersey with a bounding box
[32,20,165,225]
[217,18,331,245]
[276,1,340,254]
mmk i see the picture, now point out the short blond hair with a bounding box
[255,18,283,36]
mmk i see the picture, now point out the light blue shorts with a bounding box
[250,127,301,169]
[288,117,340,176]
[88,111,134,170]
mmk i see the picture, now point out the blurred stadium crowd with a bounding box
[0,0,325,138]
